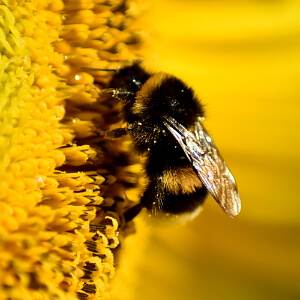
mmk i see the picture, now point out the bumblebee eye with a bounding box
[128,76,142,87]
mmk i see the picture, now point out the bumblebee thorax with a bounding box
[132,72,170,115]
[132,72,203,129]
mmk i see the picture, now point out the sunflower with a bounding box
[0,0,145,299]
[2,1,300,300]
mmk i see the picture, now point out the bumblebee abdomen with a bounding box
[141,148,207,216]
[141,180,207,215]
[161,167,203,195]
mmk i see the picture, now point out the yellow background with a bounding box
[114,0,300,299]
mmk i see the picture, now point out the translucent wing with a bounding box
[162,116,241,217]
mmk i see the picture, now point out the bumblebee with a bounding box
[103,63,241,220]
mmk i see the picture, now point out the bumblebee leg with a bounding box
[105,128,128,138]
[124,203,143,222]
[101,88,134,97]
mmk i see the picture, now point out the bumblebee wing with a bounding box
[162,116,241,218]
